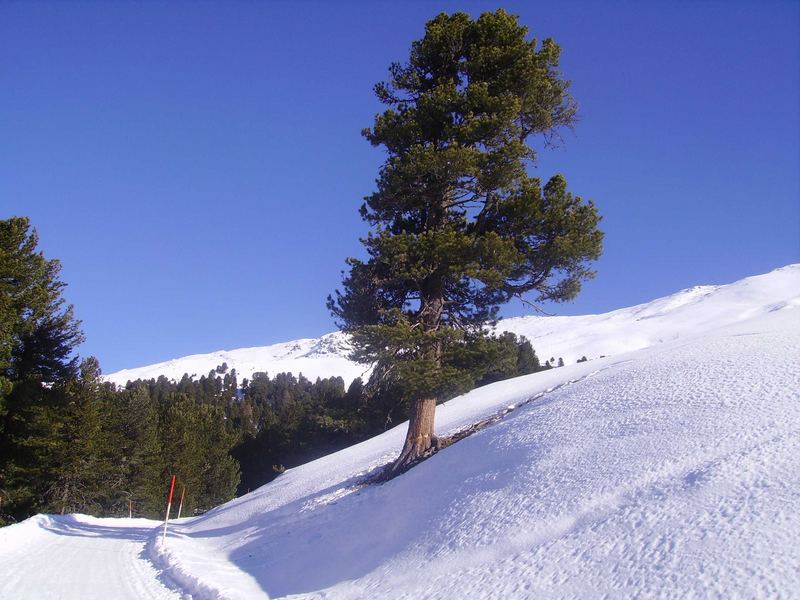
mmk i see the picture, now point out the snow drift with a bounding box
[2,264,799,599]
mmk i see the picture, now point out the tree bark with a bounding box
[390,397,440,473]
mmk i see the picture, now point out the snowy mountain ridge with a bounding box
[106,331,363,388]
[106,264,800,387]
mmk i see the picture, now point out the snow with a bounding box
[104,264,800,387]
[497,263,800,364]
[0,515,180,599]
[105,332,367,388]
[3,264,799,599]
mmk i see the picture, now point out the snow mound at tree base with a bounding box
[157,306,799,599]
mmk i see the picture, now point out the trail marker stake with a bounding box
[177,486,186,520]
[162,475,176,541]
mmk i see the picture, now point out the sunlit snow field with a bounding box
[2,265,798,599]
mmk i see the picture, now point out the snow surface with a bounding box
[0,515,180,599]
[2,264,799,599]
[104,265,800,387]
[105,332,366,388]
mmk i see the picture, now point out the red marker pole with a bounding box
[176,486,186,520]
[162,474,176,541]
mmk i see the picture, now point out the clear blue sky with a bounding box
[2,1,798,373]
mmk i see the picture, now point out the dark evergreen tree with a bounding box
[41,358,117,515]
[0,218,83,386]
[110,384,165,517]
[194,404,240,512]
[0,358,118,518]
[341,377,364,412]
[516,337,541,375]
[158,393,240,515]
[472,333,523,386]
[329,10,603,472]
[0,217,85,523]
[1,381,59,519]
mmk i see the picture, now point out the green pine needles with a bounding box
[329,10,603,471]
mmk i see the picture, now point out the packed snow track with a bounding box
[0,515,180,599]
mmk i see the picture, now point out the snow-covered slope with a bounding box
[147,307,800,599]
[105,332,365,387]
[498,263,800,364]
[3,264,799,599]
[105,264,800,386]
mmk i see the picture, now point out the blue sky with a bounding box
[2,1,798,373]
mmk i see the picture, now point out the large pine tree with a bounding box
[0,217,85,521]
[329,10,603,473]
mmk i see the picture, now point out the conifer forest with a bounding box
[0,216,558,524]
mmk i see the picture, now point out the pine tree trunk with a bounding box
[390,397,440,473]
[390,232,446,474]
